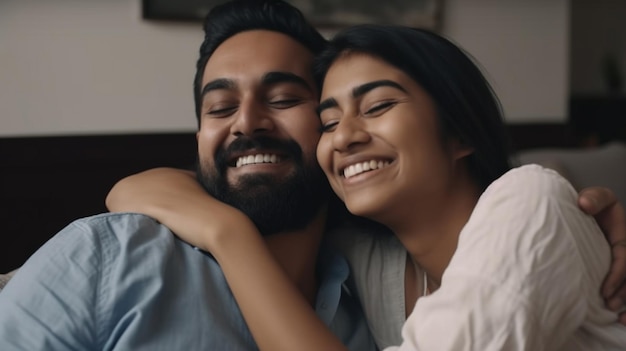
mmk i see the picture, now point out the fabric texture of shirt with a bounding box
[377,164,626,350]
[0,270,17,292]
[331,223,408,348]
[0,213,376,351]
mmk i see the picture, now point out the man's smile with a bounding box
[235,153,282,167]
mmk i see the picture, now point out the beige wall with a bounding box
[444,0,569,123]
[0,0,570,137]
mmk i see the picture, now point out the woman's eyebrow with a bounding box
[317,80,407,116]
[352,79,407,98]
[316,98,338,116]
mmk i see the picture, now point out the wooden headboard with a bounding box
[0,123,579,272]
[1,133,196,272]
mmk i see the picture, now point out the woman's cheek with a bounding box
[316,136,332,173]
[316,136,343,198]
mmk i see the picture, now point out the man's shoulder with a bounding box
[1,214,228,315]
[61,212,177,248]
[16,212,190,282]
[0,213,257,350]
[70,212,169,233]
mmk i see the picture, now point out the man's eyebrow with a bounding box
[316,98,338,116]
[261,71,313,92]
[352,79,407,99]
[201,78,236,98]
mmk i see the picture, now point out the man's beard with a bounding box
[197,136,330,236]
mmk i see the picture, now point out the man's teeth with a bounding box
[343,160,390,179]
[236,154,280,167]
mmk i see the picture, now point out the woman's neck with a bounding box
[388,174,481,287]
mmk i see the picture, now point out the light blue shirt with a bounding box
[0,213,375,350]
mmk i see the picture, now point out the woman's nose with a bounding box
[332,117,371,152]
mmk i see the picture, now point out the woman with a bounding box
[108,25,626,349]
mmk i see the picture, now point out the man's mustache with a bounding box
[214,136,303,171]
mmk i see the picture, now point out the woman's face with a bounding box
[316,53,470,222]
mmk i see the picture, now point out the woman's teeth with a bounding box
[236,154,281,167]
[343,160,390,179]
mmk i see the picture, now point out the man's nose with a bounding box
[230,98,275,137]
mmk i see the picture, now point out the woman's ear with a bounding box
[449,138,474,161]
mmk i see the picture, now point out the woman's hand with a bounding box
[577,186,626,324]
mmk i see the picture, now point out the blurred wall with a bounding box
[444,0,569,124]
[570,0,626,95]
[0,0,570,137]
[0,0,202,136]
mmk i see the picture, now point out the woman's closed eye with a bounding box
[318,100,398,133]
[319,120,339,133]
[364,100,397,116]
[318,107,342,133]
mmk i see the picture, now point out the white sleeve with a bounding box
[385,165,602,351]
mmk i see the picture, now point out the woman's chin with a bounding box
[345,202,384,221]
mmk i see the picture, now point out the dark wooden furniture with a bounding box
[1,133,196,272]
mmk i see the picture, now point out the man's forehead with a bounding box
[202,30,314,87]
[201,71,315,99]
[202,66,311,88]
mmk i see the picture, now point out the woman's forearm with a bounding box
[210,224,347,351]
[106,167,199,217]
[106,167,347,350]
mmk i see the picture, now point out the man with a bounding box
[1,0,625,350]
[0,1,375,350]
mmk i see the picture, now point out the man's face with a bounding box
[196,30,329,235]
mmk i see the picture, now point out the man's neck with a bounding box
[263,207,328,305]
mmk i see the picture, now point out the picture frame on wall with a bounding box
[142,0,444,31]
